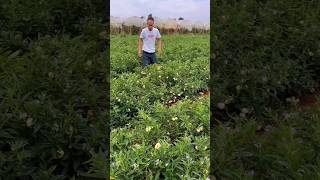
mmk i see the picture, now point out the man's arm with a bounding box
[156,38,162,55]
[138,30,144,58]
[138,38,143,58]
[156,30,162,55]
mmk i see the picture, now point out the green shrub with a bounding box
[0,36,107,179]
[111,98,210,179]
[212,0,320,116]
[212,102,320,179]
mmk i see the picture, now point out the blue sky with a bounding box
[110,0,210,23]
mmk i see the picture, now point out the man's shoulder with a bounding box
[140,28,146,34]
[153,28,161,35]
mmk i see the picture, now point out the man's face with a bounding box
[147,20,154,30]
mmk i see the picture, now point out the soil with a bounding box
[298,92,319,110]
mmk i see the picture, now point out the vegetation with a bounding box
[211,0,320,179]
[110,35,210,178]
[0,0,108,179]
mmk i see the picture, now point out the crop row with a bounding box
[111,97,209,179]
[110,35,209,77]
[111,56,209,127]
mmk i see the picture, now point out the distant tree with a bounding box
[178,17,184,20]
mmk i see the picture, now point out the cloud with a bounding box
[110,0,210,23]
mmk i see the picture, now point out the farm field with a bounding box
[211,0,320,179]
[0,1,109,179]
[110,34,210,179]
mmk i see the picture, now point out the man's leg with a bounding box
[150,53,157,64]
[142,51,149,67]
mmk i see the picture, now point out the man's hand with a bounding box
[138,51,142,58]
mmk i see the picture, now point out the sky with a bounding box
[110,0,210,23]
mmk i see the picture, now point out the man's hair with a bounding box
[147,15,154,21]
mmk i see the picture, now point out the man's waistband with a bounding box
[143,50,155,54]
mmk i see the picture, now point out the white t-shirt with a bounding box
[140,27,161,53]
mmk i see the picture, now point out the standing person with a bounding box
[138,15,162,67]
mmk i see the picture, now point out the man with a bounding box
[138,16,162,67]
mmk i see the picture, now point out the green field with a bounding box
[110,34,210,179]
[211,0,320,179]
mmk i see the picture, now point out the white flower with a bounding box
[309,52,314,56]
[133,144,141,149]
[155,142,161,149]
[166,76,169,79]
[217,102,225,110]
[195,145,199,150]
[26,118,33,127]
[57,149,64,159]
[145,126,152,132]
[133,163,138,170]
[155,159,160,165]
[48,72,54,78]
[241,108,249,114]
[171,117,178,121]
[86,60,92,66]
[117,98,121,102]
[143,85,145,88]
[262,76,268,82]
[196,126,204,133]
[236,85,241,91]
[158,75,161,78]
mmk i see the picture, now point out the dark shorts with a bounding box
[142,51,157,67]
